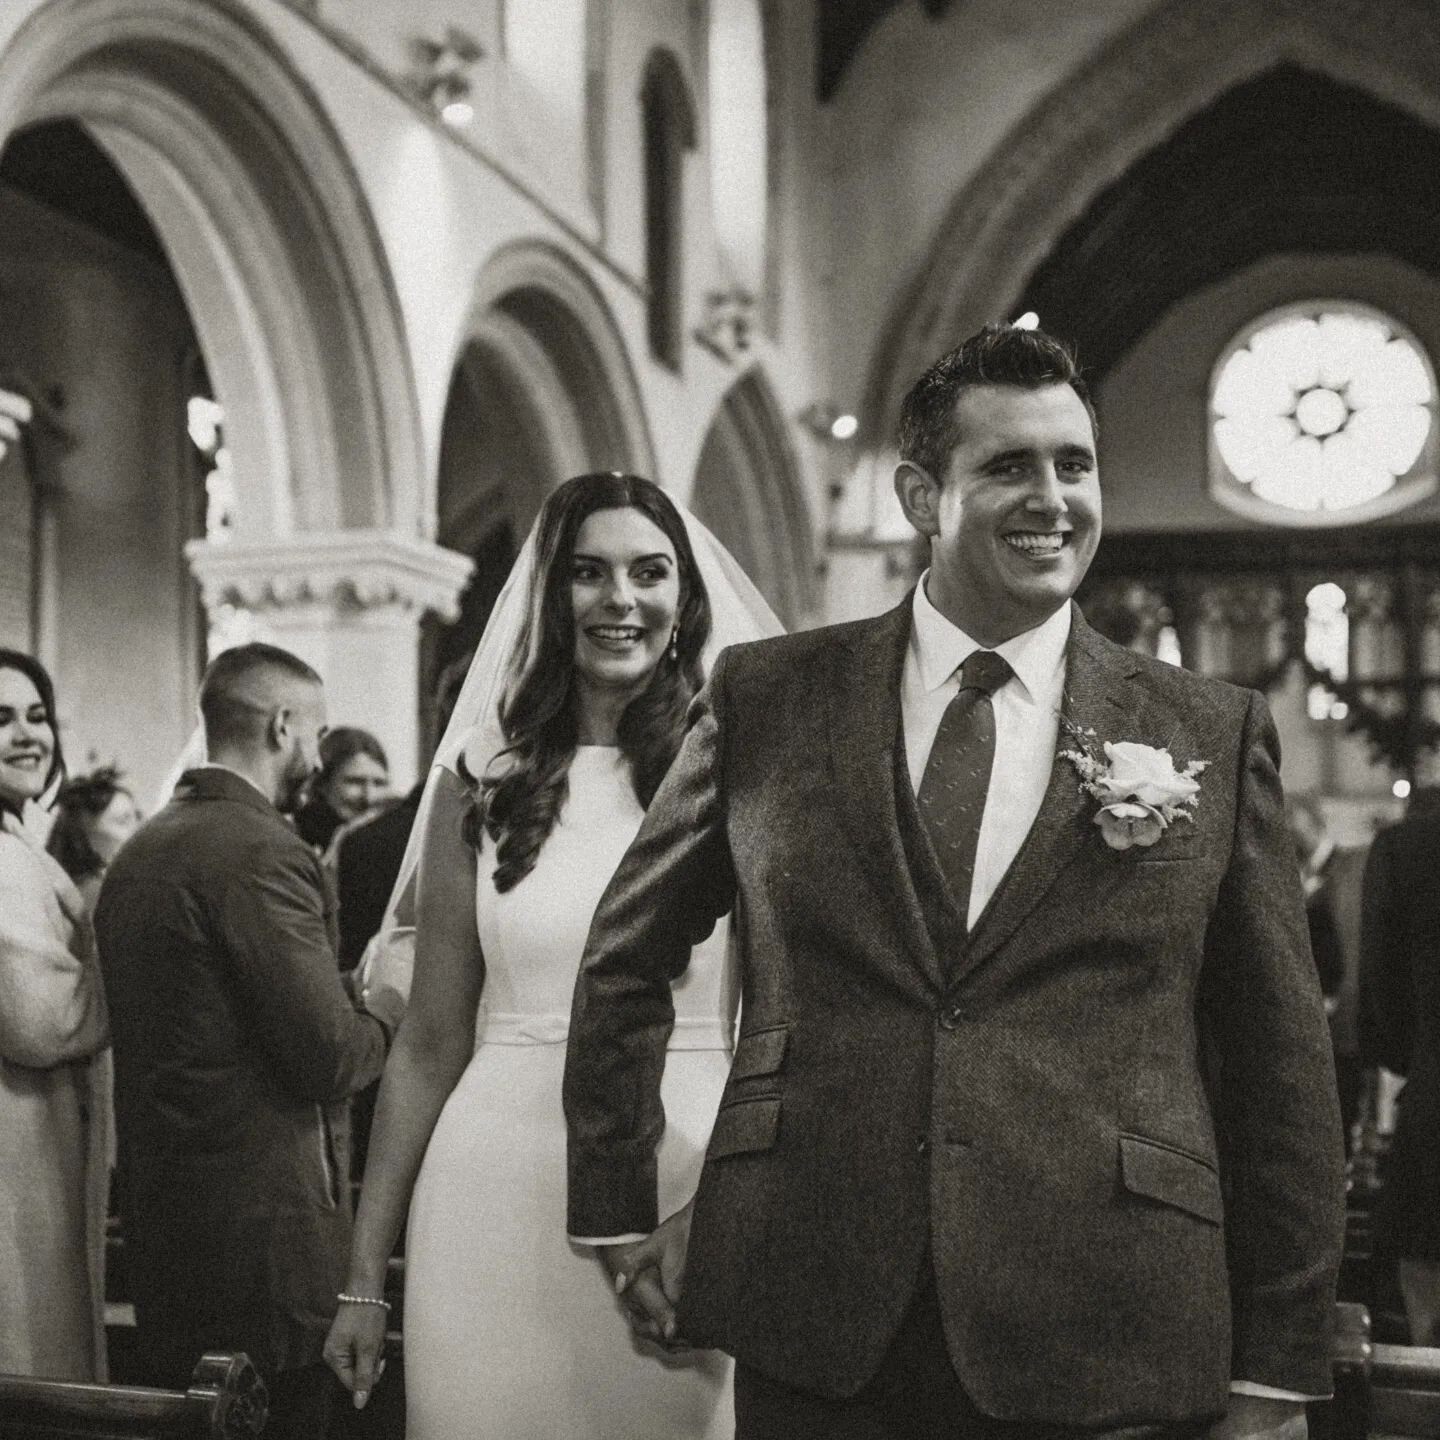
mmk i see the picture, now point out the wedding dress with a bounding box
[380,495,779,1438]
[403,744,735,1437]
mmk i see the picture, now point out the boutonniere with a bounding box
[1059,722,1209,851]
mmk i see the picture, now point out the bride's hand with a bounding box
[597,1200,695,1350]
[323,1301,389,1409]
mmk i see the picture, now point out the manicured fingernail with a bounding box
[354,1391,368,1409]
[614,1272,627,1293]
[664,1319,676,1340]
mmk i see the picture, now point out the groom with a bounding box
[564,324,1345,1438]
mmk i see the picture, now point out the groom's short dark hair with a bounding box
[897,323,1097,480]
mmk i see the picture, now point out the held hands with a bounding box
[1206,1396,1308,1440]
[596,1200,695,1351]
[323,1298,389,1409]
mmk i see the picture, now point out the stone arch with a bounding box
[0,0,423,540]
[421,240,658,734]
[862,0,1440,453]
[692,367,817,628]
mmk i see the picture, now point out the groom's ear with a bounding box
[894,461,941,539]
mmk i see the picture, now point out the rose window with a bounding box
[1209,305,1436,526]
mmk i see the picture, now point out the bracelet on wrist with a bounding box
[336,1292,391,1312]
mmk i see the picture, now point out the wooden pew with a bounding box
[1320,1303,1440,1440]
[0,1352,265,1439]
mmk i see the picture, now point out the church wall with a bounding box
[0,185,197,805]
[258,0,820,520]
[1097,252,1440,533]
[818,0,1161,413]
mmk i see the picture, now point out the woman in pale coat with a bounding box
[0,649,110,1380]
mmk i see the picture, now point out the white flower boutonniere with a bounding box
[1060,729,1209,851]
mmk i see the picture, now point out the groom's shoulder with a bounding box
[1084,622,1256,724]
[720,613,885,679]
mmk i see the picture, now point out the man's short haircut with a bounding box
[897,323,1098,480]
[199,642,322,750]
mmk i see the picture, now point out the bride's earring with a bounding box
[668,626,679,662]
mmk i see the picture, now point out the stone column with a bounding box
[186,531,474,790]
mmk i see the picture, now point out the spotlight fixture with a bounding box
[798,402,860,444]
[409,26,484,125]
[0,384,34,458]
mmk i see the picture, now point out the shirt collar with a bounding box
[910,573,1071,704]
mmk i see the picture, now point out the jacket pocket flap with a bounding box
[732,1026,789,1081]
[1119,1134,1222,1224]
[709,1096,781,1159]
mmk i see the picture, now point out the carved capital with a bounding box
[185,530,474,623]
[694,286,758,362]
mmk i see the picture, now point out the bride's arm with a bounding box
[328,768,481,1396]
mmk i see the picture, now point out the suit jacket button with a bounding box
[916,1135,930,1156]
[939,1004,965,1030]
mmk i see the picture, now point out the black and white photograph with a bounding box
[1,2,1438,1436]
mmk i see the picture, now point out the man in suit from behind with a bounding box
[565,324,1346,1439]
[96,643,389,1440]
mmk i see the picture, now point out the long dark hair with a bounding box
[46,766,131,882]
[464,473,712,891]
[0,648,65,816]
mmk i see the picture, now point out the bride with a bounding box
[324,472,781,1437]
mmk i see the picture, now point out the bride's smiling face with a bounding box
[570,506,681,699]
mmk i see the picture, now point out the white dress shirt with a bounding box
[901,577,1312,1405]
[901,575,1069,930]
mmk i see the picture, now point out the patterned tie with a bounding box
[916,649,1013,925]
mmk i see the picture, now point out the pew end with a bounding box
[0,1351,266,1439]
[1315,1302,1440,1440]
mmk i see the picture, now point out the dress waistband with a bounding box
[475,1012,734,1050]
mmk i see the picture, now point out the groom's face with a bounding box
[900,382,1100,647]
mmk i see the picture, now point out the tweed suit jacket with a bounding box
[564,600,1346,1425]
[95,767,388,1377]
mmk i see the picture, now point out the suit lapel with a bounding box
[826,598,946,991]
[953,610,1137,983]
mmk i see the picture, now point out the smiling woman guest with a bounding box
[295,727,391,853]
[0,649,111,1381]
[325,473,781,1438]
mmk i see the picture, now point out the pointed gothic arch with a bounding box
[421,239,658,735]
[692,368,816,628]
[862,0,1440,453]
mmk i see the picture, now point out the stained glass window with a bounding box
[1209,304,1436,525]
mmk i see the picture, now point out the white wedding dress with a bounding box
[403,746,736,1439]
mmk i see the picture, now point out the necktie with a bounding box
[916,649,1013,925]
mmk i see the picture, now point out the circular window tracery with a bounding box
[1208,304,1436,526]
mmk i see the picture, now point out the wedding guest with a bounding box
[95,643,389,1439]
[47,766,141,915]
[295,727,390,853]
[333,657,470,1187]
[0,649,110,1381]
[334,659,469,974]
[324,473,780,1438]
[1359,796,1440,1344]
